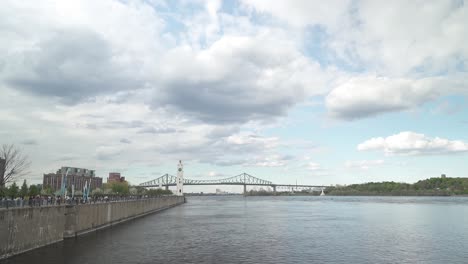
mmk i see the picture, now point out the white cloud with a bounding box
[307,162,321,171]
[243,1,468,74]
[0,0,165,100]
[155,31,334,123]
[207,171,224,177]
[0,0,338,125]
[345,160,384,170]
[358,131,468,155]
[245,1,468,120]
[245,154,292,167]
[346,0,468,75]
[326,76,467,120]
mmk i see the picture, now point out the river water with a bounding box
[3,196,468,264]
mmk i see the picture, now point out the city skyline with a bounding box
[1,1,468,189]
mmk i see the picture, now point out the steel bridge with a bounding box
[139,173,329,193]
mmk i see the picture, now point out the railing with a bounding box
[0,195,173,209]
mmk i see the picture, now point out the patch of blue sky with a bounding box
[301,25,330,67]
[262,96,468,176]
[160,13,186,34]
[410,55,467,77]
[220,0,239,14]
[145,1,208,41]
[235,2,290,31]
[302,25,366,73]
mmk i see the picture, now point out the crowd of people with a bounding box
[0,194,159,209]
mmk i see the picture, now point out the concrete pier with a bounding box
[0,196,185,260]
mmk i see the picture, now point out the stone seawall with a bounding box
[64,196,184,238]
[0,196,185,259]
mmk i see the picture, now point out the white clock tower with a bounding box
[176,160,184,196]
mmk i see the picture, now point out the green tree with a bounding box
[91,188,103,197]
[40,187,54,195]
[109,181,130,195]
[28,184,40,197]
[135,186,146,195]
[19,179,28,197]
[146,188,172,196]
[8,182,19,198]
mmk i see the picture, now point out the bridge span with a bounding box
[139,173,329,193]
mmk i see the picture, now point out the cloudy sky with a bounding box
[1,0,467,190]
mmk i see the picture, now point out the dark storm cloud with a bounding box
[4,28,143,102]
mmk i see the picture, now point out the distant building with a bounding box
[441,174,446,178]
[0,158,5,186]
[107,172,126,183]
[43,166,103,192]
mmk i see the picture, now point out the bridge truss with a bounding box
[139,172,327,189]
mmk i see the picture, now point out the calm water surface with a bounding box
[3,196,468,264]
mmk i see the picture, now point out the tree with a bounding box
[20,179,28,197]
[135,186,146,195]
[41,187,54,195]
[91,188,103,196]
[109,181,130,195]
[0,144,31,187]
[8,182,19,198]
[146,188,173,196]
[28,184,40,197]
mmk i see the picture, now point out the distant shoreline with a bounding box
[187,193,468,197]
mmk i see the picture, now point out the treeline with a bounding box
[327,177,468,196]
[0,180,172,199]
[0,180,41,199]
[95,182,173,196]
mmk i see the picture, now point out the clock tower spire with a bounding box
[176,160,184,196]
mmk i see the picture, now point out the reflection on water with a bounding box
[3,196,468,264]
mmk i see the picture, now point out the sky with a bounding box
[1,0,468,191]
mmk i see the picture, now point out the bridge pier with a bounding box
[272,185,276,195]
[165,185,169,191]
[243,184,247,196]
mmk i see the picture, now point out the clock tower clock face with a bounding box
[178,168,182,172]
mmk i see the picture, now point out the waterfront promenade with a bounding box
[0,196,185,260]
[0,195,164,209]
